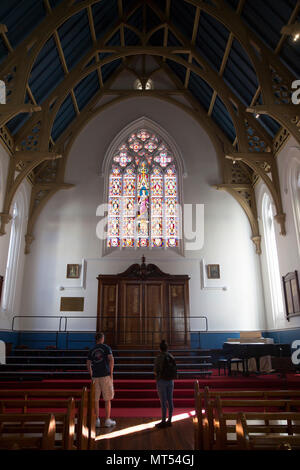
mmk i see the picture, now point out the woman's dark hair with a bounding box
[160,339,168,352]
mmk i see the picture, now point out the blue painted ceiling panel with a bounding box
[92,0,118,41]
[167,30,182,47]
[102,59,122,84]
[241,0,296,50]
[0,0,46,48]
[146,6,162,33]
[58,10,92,71]
[127,6,143,32]
[6,113,30,136]
[257,114,281,138]
[165,59,186,86]
[123,0,141,14]
[223,0,239,10]
[211,96,236,142]
[170,0,196,41]
[29,37,65,104]
[0,36,9,65]
[149,28,164,47]
[106,30,121,47]
[223,38,258,106]
[74,71,100,111]
[49,0,64,9]
[188,72,214,112]
[150,0,166,12]
[195,12,230,72]
[51,94,76,142]
[124,27,141,46]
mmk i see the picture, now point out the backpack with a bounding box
[161,353,178,380]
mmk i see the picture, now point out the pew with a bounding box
[214,397,300,450]
[0,413,56,450]
[0,386,93,449]
[194,383,300,450]
[236,412,300,450]
[0,397,76,450]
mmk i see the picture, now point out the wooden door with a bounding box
[97,261,190,347]
[144,282,166,346]
[119,281,143,345]
[97,281,118,345]
[168,282,190,346]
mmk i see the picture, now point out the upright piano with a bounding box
[222,331,291,375]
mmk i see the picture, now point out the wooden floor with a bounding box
[95,417,194,450]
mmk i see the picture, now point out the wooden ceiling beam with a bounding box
[207,0,244,118]
[184,6,201,88]
[43,0,52,14]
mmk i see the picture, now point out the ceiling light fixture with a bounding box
[281,23,300,42]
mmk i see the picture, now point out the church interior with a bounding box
[0,0,300,453]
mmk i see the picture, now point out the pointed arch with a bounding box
[102,117,185,255]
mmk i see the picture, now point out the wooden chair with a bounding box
[236,412,300,450]
[0,413,56,450]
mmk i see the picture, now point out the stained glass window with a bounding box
[107,128,179,249]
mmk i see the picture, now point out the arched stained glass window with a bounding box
[107,128,180,249]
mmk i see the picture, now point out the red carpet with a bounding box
[0,369,299,417]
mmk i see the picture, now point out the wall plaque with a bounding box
[60,297,84,312]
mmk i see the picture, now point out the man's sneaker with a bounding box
[105,418,116,427]
[96,418,101,428]
[166,421,172,427]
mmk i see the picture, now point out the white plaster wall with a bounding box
[0,143,31,329]
[256,136,300,330]
[19,97,265,332]
[0,144,10,277]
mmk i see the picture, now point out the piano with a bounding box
[222,332,291,375]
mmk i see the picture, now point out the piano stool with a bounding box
[218,358,245,376]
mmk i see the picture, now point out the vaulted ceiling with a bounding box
[0,0,299,254]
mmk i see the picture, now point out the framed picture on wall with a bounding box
[206,264,220,279]
[283,271,300,320]
[67,264,80,279]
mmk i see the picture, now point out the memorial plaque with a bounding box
[60,297,84,312]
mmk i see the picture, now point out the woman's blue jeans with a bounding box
[156,379,174,422]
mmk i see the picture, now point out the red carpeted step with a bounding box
[98,397,195,407]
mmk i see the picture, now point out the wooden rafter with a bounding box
[0,0,295,253]
[207,0,244,118]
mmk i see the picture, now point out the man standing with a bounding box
[87,332,116,428]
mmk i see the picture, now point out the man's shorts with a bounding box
[93,376,114,401]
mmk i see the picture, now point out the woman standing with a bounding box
[154,339,177,428]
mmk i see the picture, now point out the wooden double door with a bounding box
[97,261,190,348]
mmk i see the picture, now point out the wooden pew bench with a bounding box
[214,397,300,450]
[236,412,300,450]
[0,413,56,450]
[194,383,300,450]
[0,386,93,450]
